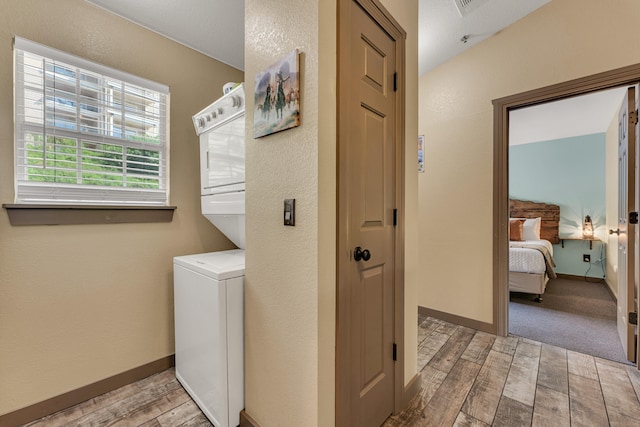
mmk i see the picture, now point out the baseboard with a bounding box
[556,273,605,282]
[419,306,495,334]
[402,372,421,409]
[0,355,175,427]
[240,409,262,427]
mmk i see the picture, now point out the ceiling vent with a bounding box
[454,0,491,17]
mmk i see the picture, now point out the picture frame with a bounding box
[253,49,300,138]
[418,134,425,173]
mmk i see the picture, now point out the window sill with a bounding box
[3,204,176,226]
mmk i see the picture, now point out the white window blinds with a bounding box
[13,37,170,206]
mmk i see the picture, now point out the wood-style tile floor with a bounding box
[22,369,213,427]
[22,315,640,426]
[383,315,640,426]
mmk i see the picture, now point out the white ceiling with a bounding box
[85,0,245,70]
[83,0,625,141]
[419,0,551,75]
[84,0,550,76]
[509,88,628,146]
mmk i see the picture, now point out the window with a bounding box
[13,37,169,206]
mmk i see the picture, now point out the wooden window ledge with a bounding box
[3,204,176,226]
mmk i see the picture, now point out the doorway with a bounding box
[506,87,628,363]
[492,64,640,368]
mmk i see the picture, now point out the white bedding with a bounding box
[509,239,553,275]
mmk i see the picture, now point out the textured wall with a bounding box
[244,0,321,425]
[418,0,640,323]
[0,0,243,416]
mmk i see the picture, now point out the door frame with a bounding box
[336,0,407,423]
[493,64,640,363]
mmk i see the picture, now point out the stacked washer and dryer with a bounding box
[173,83,245,427]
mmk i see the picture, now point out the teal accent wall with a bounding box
[510,133,606,278]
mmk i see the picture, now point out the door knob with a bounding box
[610,228,620,235]
[354,246,371,261]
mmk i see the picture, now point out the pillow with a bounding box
[509,219,525,241]
[511,217,541,241]
[523,217,541,240]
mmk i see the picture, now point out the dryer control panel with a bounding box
[192,83,245,136]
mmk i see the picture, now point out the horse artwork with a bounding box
[253,49,300,138]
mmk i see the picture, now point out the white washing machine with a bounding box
[174,250,244,427]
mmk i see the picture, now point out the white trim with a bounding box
[14,36,169,95]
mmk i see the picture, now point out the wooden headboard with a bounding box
[509,199,560,244]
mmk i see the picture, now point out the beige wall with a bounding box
[244,0,418,425]
[418,0,640,323]
[605,104,621,298]
[0,0,243,416]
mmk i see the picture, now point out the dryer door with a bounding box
[200,114,245,196]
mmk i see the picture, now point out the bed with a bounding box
[509,199,559,302]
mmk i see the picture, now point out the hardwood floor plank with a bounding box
[461,332,495,365]
[568,373,609,427]
[23,370,177,427]
[157,401,212,427]
[107,386,191,427]
[492,335,518,356]
[382,366,448,427]
[418,317,440,346]
[177,412,214,427]
[428,327,476,374]
[138,420,162,427]
[461,350,512,425]
[595,356,628,368]
[502,340,540,407]
[65,376,183,427]
[420,358,482,426]
[567,350,598,381]
[417,331,449,372]
[434,320,458,336]
[625,364,640,402]
[537,343,568,395]
[514,339,541,358]
[531,384,570,427]
[453,411,490,427]
[596,360,640,425]
[492,396,533,427]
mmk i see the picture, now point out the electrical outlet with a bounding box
[583,254,591,263]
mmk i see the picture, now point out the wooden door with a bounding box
[338,0,399,425]
[617,86,636,362]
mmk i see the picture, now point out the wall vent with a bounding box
[454,0,491,16]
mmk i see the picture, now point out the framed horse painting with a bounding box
[253,49,300,138]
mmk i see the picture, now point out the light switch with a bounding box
[284,199,295,226]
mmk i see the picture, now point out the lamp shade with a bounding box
[583,215,594,238]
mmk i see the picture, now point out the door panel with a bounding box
[362,266,384,385]
[617,86,636,362]
[345,1,396,425]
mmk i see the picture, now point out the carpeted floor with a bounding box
[509,277,631,364]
